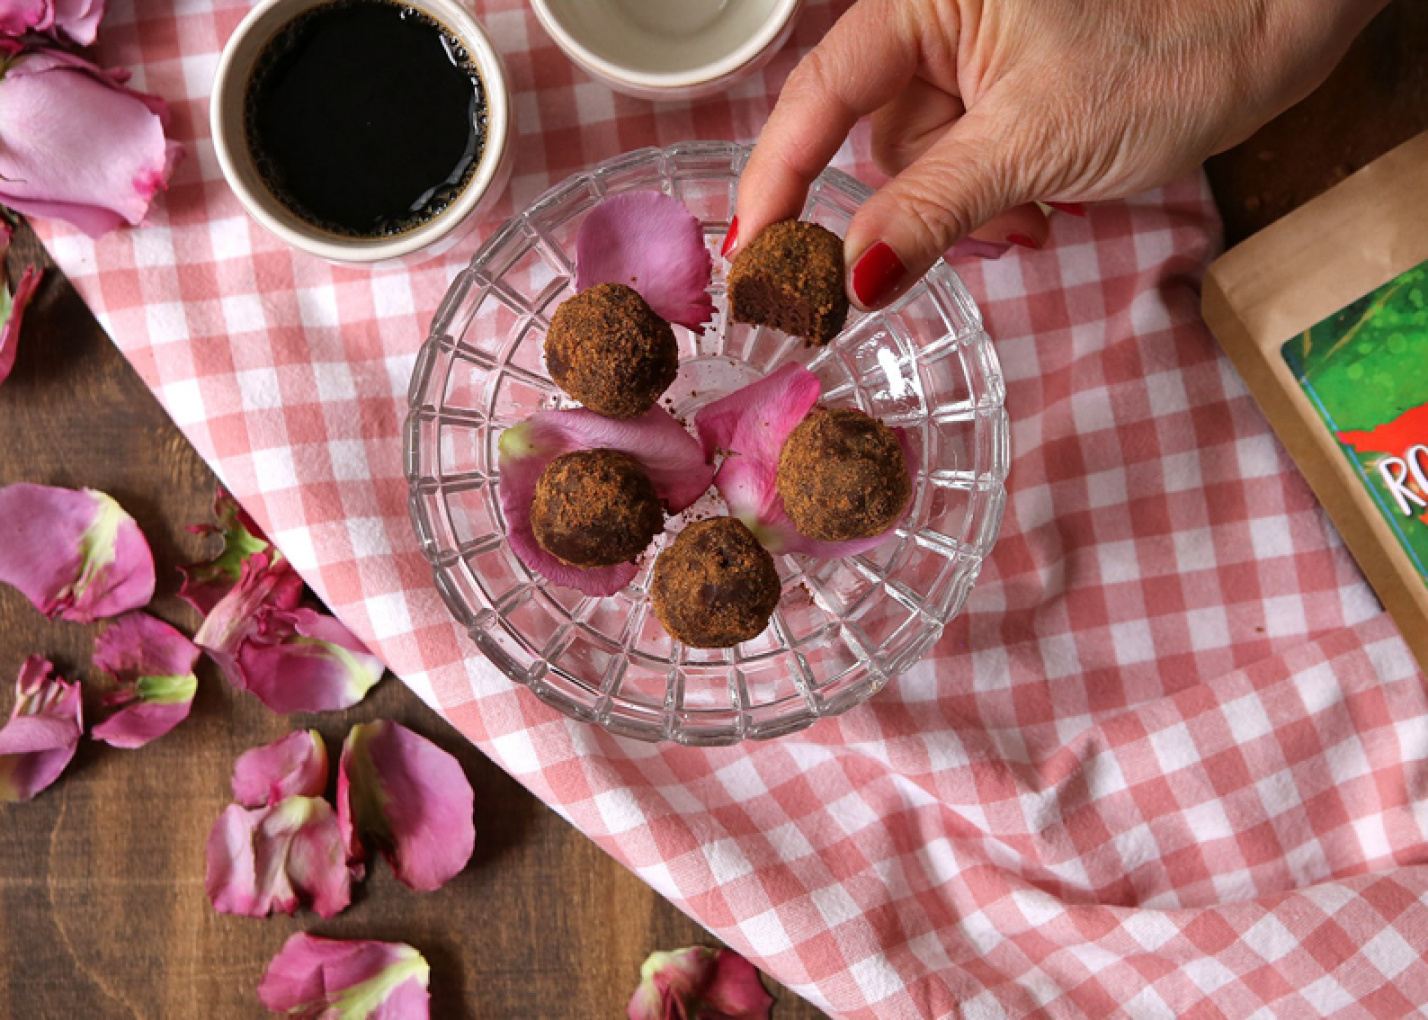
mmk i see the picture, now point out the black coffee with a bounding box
[245,0,487,237]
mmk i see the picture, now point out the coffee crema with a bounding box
[244,0,487,238]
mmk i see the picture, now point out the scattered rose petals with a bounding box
[90,611,200,749]
[205,795,352,918]
[498,406,714,596]
[627,947,773,1020]
[259,934,430,1019]
[576,190,715,330]
[338,720,474,892]
[0,656,82,802]
[0,43,182,238]
[0,0,105,46]
[0,483,155,622]
[694,364,917,558]
[194,551,381,714]
[232,729,327,807]
[0,259,41,389]
[179,487,272,615]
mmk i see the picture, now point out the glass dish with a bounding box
[405,142,1009,745]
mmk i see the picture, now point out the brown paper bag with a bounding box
[1202,131,1428,673]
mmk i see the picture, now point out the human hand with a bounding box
[729,0,1388,309]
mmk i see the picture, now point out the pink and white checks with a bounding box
[32,0,1428,1015]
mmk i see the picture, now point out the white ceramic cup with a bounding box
[530,0,802,101]
[211,0,512,266]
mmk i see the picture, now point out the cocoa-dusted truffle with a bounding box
[777,408,910,542]
[727,220,849,346]
[545,283,679,419]
[531,449,664,567]
[651,518,781,648]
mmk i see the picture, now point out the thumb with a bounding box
[845,101,1036,310]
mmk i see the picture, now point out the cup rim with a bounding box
[210,0,509,265]
[529,0,801,91]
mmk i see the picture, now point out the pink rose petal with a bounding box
[576,191,715,330]
[179,487,272,615]
[0,263,41,388]
[232,730,328,807]
[90,611,200,749]
[259,934,430,1019]
[498,406,714,596]
[0,483,155,622]
[0,0,103,44]
[694,365,917,557]
[193,550,302,684]
[0,0,49,38]
[338,720,474,892]
[194,551,382,714]
[0,45,181,238]
[46,0,104,46]
[0,656,83,802]
[627,947,773,1020]
[236,607,384,715]
[205,796,352,919]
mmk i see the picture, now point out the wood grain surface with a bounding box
[2,3,1425,1015]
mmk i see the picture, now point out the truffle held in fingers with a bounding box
[727,220,849,346]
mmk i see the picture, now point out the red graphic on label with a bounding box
[1338,401,1428,522]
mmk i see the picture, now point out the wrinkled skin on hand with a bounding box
[733,0,1387,307]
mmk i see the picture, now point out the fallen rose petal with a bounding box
[0,0,103,45]
[0,262,41,388]
[694,365,917,557]
[236,608,384,715]
[338,720,474,892]
[0,44,181,238]
[259,933,431,1019]
[0,656,82,802]
[0,482,155,622]
[205,795,352,918]
[193,550,302,686]
[194,548,381,714]
[179,487,272,615]
[233,730,328,807]
[628,947,773,1020]
[90,611,200,749]
[0,0,48,38]
[576,190,715,331]
[46,0,104,45]
[499,406,714,596]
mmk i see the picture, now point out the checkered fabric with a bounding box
[33,0,1428,1014]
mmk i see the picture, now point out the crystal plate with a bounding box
[405,142,1009,745]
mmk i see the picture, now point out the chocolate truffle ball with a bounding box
[727,220,849,346]
[531,449,664,568]
[651,518,782,649]
[777,408,911,542]
[544,283,679,419]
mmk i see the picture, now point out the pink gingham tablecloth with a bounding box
[34,0,1428,1015]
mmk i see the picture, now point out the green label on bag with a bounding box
[1282,260,1428,586]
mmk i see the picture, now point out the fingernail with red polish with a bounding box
[850,242,906,308]
[721,217,739,259]
[1006,233,1042,250]
[1046,201,1086,217]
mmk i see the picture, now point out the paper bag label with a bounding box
[1282,260,1428,586]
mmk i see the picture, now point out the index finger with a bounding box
[730,0,924,252]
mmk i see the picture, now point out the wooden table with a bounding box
[2,4,1425,1015]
